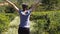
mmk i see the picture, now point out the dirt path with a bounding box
[0,2,8,6]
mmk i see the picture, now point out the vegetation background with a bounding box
[0,0,60,34]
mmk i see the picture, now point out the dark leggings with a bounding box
[18,27,30,34]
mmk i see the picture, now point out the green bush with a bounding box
[31,11,60,34]
[5,6,15,13]
[0,13,10,34]
[0,5,18,34]
[5,13,16,21]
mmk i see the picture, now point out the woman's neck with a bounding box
[23,9,27,11]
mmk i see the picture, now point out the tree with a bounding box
[42,0,60,10]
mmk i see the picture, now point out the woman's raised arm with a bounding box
[29,0,42,11]
[6,0,19,12]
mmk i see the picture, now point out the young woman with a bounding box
[6,0,40,34]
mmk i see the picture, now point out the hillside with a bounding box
[0,0,60,34]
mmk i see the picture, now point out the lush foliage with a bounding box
[0,0,60,34]
[0,13,10,34]
[41,0,60,10]
[30,11,60,34]
[0,5,17,34]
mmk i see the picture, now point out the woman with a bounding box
[6,0,40,34]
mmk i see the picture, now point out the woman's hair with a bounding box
[22,3,28,9]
